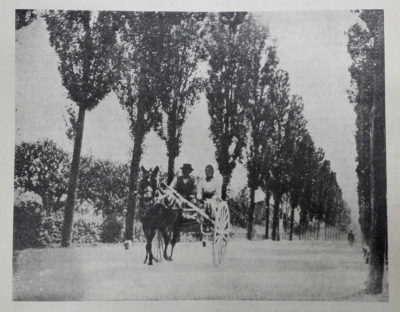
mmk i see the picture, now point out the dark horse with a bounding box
[139,166,183,265]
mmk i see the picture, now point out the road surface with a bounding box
[13,238,388,301]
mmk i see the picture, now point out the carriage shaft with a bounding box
[162,183,215,224]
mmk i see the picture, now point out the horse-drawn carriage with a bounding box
[143,179,231,267]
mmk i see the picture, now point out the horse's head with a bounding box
[139,166,160,202]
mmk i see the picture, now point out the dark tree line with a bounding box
[347,9,386,294]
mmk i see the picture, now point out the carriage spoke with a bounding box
[151,230,165,262]
[216,240,221,264]
[213,203,230,266]
[215,234,223,245]
[218,239,223,261]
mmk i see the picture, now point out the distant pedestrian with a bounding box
[347,230,355,246]
[362,245,370,264]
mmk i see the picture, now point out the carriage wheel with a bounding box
[152,230,165,262]
[213,202,230,266]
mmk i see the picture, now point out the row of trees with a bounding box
[347,9,386,294]
[16,11,350,248]
[15,138,349,243]
[204,13,350,240]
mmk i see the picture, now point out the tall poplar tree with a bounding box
[156,13,208,184]
[45,11,116,246]
[206,12,250,200]
[266,69,292,241]
[112,12,170,244]
[348,10,386,294]
[285,98,307,240]
[245,41,280,240]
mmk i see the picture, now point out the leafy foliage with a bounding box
[13,201,103,249]
[112,12,172,135]
[15,140,130,217]
[100,213,124,243]
[228,187,250,228]
[15,140,70,213]
[13,201,43,249]
[45,11,116,109]
[77,156,129,215]
[16,9,38,30]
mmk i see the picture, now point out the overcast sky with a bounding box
[15,11,360,222]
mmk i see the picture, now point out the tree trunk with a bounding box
[246,187,256,240]
[299,208,307,240]
[289,205,295,241]
[41,193,51,216]
[61,106,86,247]
[167,107,178,185]
[167,154,176,185]
[366,84,386,292]
[362,199,372,246]
[265,191,270,239]
[278,202,282,240]
[124,129,145,244]
[271,193,281,241]
[366,14,386,294]
[221,174,231,201]
[358,99,372,245]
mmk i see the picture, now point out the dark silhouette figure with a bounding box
[363,246,370,264]
[347,230,355,246]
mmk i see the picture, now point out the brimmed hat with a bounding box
[181,163,193,172]
[205,164,214,171]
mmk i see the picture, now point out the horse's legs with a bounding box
[169,212,184,261]
[169,227,180,261]
[145,227,157,265]
[159,228,172,261]
[143,224,149,264]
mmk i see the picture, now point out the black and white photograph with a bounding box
[5,3,396,307]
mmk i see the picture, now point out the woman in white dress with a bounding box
[197,165,220,218]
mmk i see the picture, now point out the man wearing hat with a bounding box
[170,163,197,202]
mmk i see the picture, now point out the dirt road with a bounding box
[13,239,387,301]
